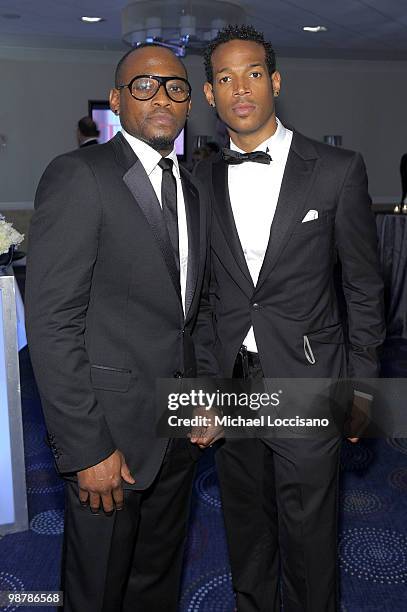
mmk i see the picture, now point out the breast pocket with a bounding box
[292,212,334,236]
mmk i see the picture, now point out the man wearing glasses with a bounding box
[26,44,218,612]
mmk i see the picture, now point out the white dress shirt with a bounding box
[228,117,293,352]
[121,129,189,314]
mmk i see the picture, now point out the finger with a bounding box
[195,436,213,448]
[191,425,206,438]
[120,460,136,485]
[100,492,115,515]
[89,492,101,514]
[112,485,125,511]
[188,431,201,444]
[190,435,206,446]
[347,437,359,444]
[190,427,206,443]
[195,428,221,447]
[78,488,89,506]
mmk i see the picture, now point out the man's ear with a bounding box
[271,71,281,97]
[109,88,120,115]
[204,82,215,108]
[186,99,192,117]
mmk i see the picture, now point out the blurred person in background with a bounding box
[77,115,100,148]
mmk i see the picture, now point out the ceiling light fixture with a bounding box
[1,13,21,20]
[80,16,104,23]
[122,0,246,56]
[303,25,328,33]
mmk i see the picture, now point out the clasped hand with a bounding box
[189,406,224,449]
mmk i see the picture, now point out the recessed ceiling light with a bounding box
[303,25,328,33]
[1,13,21,19]
[80,16,104,23]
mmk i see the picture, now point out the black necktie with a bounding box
[158,157,179,272]
[222,148,272,165]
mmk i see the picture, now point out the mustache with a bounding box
[148,109,175,117]
[232,100,256,106]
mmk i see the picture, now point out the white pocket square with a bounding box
[302,210,319,223]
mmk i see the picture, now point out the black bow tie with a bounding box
[222,148,272,165]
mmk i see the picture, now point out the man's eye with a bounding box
[136,81,154,91]
[219,76,231,84]
[250,71,262,78]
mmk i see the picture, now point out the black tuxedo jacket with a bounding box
[26,132,216,489]
[195,131,385,380]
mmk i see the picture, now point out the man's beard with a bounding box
[148,136,174,152]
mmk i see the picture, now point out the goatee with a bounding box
[148,136,174,152]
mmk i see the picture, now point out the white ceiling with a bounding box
[0,0,407,59]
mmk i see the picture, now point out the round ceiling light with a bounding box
[80,16,104,23]
[303,25,328,33]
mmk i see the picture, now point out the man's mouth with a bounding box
[232,103,256,117]
[149,111,175,126]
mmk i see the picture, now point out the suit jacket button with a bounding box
[252,302,260,310]
[173,371,184,378]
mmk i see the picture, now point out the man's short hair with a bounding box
[77,116,100,138]
[204,24,276,84]
[114,43,187,88]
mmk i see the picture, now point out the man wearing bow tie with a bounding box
[195,25,385,612]
[26,44,218,612]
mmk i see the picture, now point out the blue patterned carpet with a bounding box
[1,343,407,612]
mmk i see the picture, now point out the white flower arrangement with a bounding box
[0,213,24,256]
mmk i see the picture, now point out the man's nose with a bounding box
[233,77,251,96]
[152,84,172,105]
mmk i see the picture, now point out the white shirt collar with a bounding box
[121,128,180,179]
[230,117,288,161]
[80,137,98,145]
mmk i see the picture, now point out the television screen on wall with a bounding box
[89,100,186,160]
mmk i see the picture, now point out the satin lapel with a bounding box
[122,157,181,303]
[181,169,200,319]
[111,131,138,171]
[212,158,254,294]
[256,143,319,291]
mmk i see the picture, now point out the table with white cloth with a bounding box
[0,268,28,535]
[0,264,27,350]
[376,213,407,339]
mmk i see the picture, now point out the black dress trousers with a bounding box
[61,439,197,612]
[215,357,341,612]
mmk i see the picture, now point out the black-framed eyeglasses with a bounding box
[117,74,191,103]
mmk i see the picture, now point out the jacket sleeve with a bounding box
[25,154,116,473]
[334,152,385,380]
